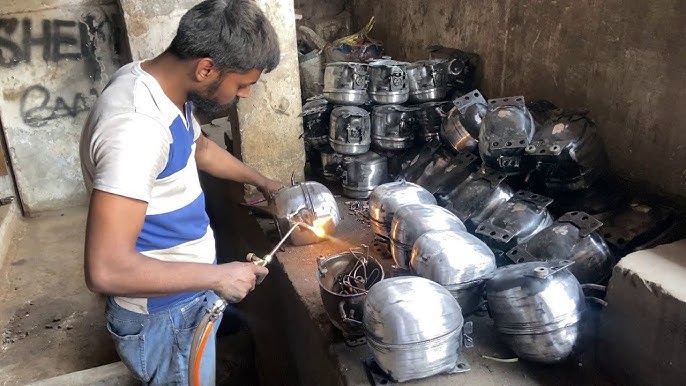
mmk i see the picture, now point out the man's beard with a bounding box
[188,78,238,114]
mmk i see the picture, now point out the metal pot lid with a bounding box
[485,261,585,332]
[410,230,496,286]
[363,276,463,345]
[390,204,466,246]
[369,181,436,224]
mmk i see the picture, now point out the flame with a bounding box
[310,217,329,238]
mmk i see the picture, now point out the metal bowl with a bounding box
[410,230,496,314]
[390,204,466,269]
[368,181,437,239]
[364,276,465,382]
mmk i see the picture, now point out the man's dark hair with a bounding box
[169,0,280,73]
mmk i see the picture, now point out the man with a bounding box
[79,1,282,384]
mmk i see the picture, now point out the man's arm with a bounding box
[194,134,283,196]
[84,189,267,302]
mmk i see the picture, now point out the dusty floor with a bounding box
[0,207,118,386]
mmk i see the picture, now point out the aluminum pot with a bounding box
[441,89,487,152]
[329,106,371,155]
[341,152,388,199]
[273,181,341,246]
[317,251,384,343]
[407,59,448,103]
[506,211,615,284]
[367,60,410,104]
[442,170,514,230]
[302,96,332,151]
[390,204,466,269]
[475,190,554,258]
[364,276,467,382]
[479,97,536,175]
[411,230,496,314]
[486,261,586,363]
[415,101,453,142]
[323,62,369,105]
[371,105,417,150]
[368,181,437,239]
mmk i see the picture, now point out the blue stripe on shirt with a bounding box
[135,193,210,252]
[158,114,193,179]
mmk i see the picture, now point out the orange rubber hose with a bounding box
[192,320,215,386]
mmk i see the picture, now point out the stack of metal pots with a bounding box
[364,276,469,382]
[390,204,466,269]
[410,230,496,314]
[486,261,586,363]
[368,181,436,238]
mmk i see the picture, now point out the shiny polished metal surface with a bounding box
[367,60,410,104]
[442,169,514,230]
[479,97,536,175]
[525,110,607,192]
[273,181,341,246]
[407,59,448,103]
[390,204,466,269]
[410,230,496,314]
[364,276,465,382]
[323,62,369,105]
[341,152,388,199]
[368,181,436,238]
[371,105,417,150]
[507,211,615,284]
[486,261,586,363]
[441,90,487,152]
[475,190,554,257]
[329,106,371,155]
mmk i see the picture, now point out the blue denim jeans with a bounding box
[106,291,223,385]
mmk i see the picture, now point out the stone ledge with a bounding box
[27,362,136,386]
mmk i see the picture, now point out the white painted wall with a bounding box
[0,0,123,214]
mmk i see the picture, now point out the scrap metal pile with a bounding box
[300,29,683,383]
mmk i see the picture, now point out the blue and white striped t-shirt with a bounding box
[80,61,215,314]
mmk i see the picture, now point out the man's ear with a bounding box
[194,58,217,82]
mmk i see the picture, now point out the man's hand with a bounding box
[256,177,284,202]
[214,262,269,303]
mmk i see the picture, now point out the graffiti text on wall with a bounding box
[0,16,109,80]
[20,85,99,127]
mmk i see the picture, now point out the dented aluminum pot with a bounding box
[486,261,586,363]
[364,276,468,382]
[367,60,410,104]
[368,181,437,239]
[525,110,607,192]
[328,106,371,155]
[317,252,384,343]
[441,90,487,153]
[371,105,417,150]
[407,59,448,103]
[475,190,554,258]
[507,212,614,284]
[442,170,514,230]
[341,152,388,199]
[411,230,496,314]
[479,97,536,175]
[390,204,466,269]
[302,96,333,151]
[415,101,453,142]
[273,182,341,246]
[323,62,369,105]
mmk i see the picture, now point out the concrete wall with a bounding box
[0,0,123,214]
[351,0,686,201]
[295,0,351,43]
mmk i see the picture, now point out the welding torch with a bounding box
[188,222,304,386]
